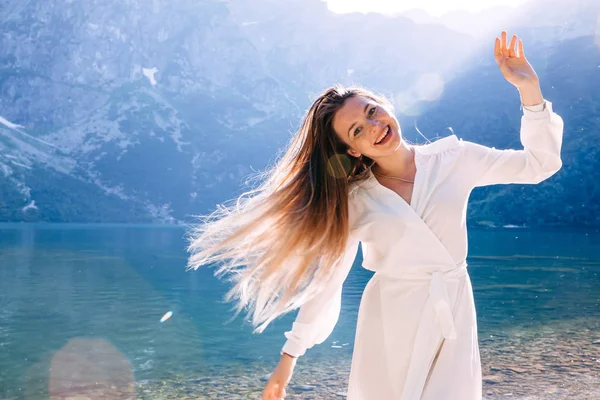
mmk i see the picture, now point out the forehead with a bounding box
[332,96,371,137]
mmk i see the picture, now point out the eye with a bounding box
[353,126,362,136]
[368,106,377,117]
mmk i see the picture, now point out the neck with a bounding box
[372,141,415,178]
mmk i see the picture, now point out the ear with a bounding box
[346,148,361,158]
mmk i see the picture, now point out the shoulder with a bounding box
[348,179,364,198]
[414,134,462,157]
[347,178,372,232]
[348,180,365,211]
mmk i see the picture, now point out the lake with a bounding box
[0,224,599,399]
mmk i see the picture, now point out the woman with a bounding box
[187,31,563,399]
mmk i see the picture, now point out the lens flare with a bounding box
[327,153,352,178]
[395,73,446,116]
[414,73,445,102]
[49,338,135,400]
[394,91,421,117]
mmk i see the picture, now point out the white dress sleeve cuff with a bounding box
[522,100,548,119]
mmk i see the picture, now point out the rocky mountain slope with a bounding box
[0,0,598,226]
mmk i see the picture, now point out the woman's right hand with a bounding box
[261,353,297,400]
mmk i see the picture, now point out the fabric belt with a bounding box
[375,261,467,340]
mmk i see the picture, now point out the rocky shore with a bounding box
[18,318,599,400]
[129,318,600,400]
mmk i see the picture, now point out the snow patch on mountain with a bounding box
[0,116,24,130]
[22,200,38,212]
[143,67,158,86]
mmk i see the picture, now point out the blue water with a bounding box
[0,224,599,399]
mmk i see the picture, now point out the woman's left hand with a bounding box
[494,31,539,88]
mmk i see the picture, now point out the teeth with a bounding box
[375,126,389,144]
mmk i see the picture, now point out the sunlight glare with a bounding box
[414,73,445,102]
[394,91,421,117]
[394,73,445,116]
[324,0,529,18]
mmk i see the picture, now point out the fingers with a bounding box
[498,31,524,59]
[518,39,525,59]
[276,385,287,399]
[508,34,517,57]
[262,382,286,400]
[494,37,502,64]
[262,383,275,400]
[501,31,507,57]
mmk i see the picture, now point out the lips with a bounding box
[375,125,390,145]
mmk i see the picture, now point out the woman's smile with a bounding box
[374,125,391,145]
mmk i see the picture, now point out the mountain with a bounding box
[0,117,157,222]
[0,0,598,226]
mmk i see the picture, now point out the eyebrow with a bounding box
[347,103,371,139]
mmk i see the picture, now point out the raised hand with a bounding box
[495,30,544,106]
[494,31,539,88]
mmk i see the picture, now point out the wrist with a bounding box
[282,352,298,362]
[518,80,543,107]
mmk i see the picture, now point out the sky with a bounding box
[323,0,530,17]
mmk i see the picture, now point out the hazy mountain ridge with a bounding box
[0,0,598,226]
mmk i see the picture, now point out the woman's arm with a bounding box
[459,31,564,187]
[262,233,359,400]
[281,233,360,358]
[460,98,563,187]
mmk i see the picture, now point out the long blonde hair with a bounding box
[187,85,392,332]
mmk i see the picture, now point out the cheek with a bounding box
[351,137,375,156]
[388,117,402,138]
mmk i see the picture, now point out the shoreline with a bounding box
[11,318,597,400]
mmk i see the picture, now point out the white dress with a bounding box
[281,101,564,399]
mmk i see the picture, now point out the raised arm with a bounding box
[460,99,563,187]
[460,31,564,187]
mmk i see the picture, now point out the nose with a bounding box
[368,118,383,128]
[368,119,385,135]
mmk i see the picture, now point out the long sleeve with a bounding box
[460,100,564,187]
[280,233,360,358]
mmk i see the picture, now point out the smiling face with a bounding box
[332,95,402,160]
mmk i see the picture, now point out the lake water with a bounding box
[0,224,599,399]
